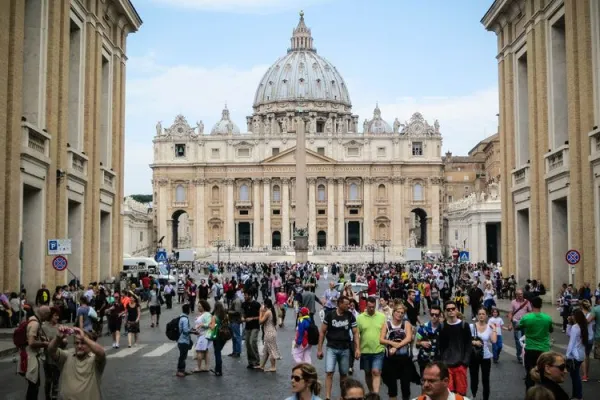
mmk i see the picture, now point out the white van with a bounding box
[122,257,159,274]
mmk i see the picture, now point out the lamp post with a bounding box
[365,244,376,264]
[224,242,235,264]
[213,238,225,264]
[377,239,391,263]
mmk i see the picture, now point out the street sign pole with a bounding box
[19,241,24,322]
[565,249,581,285]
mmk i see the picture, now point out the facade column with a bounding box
[327,178,335,248]
[363,177,372,245]
[430,177,441,250]
[253,178,261,248]
[308,178,317,247]
[263,178,271,248]
[337,178,345,246]
[225,178,235,245]
[282,178,290,248]
[391,177,404,252]
[194,178,206,251]
[157,178,170,249]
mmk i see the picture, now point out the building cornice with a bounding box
[115,0,143,31]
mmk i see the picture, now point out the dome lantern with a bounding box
[290,10,314,52]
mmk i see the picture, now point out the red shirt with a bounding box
[367,279,377,295]
[141,276,150,289]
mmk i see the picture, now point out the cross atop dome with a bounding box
[290,10,315,52]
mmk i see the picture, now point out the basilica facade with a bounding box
[151,13,445,258]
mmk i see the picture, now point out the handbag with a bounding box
[385,320,409,357]
[470,324,484,361]
[217,316,232,341]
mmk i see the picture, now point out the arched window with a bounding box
[317,184,326,201]
[175,185,186,202]
[273,185,281,202]
[377,184,386,200]
[211,185,220,202]
[349,183,359,200]
[378,223,387,239]
[413,183,423,201]
[239,184,249,201]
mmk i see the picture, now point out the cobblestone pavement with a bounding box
[0,281,599,399]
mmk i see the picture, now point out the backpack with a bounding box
[306,319,319,346]
[217,316,232,342]
[166,316,186,341]
[13,316,40,348]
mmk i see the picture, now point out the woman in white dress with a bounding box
[193,299,212,373]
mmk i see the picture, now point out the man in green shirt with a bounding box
[356,296,386,394]
[517,296,553,390]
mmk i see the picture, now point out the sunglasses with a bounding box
[551,363,566,371]
[291,375,304,382]
[445,307,456,311]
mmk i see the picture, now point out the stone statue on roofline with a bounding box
[156,121,162,136]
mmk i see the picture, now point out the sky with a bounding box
[124,0,499,195]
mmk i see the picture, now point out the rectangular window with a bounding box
[317,147,325,155]
[175,144,186,157]
[272,209,280,215]
[347,147,359,156]
[22,0,48,127]
[211,148,220,159]
[349,209,359,215]
[139,231,143,242]
[377,147,386,156]
[516,49,530,165]
[239,210,249,216]
[68,16,83,149]
[448,195,453,203]
[549,14,568,148]
[317,209,325,215]
[237,148,250,157]
[412,142,423,156]
[272,147,279,156]
[100,52,112,167]
[317,121,324,133]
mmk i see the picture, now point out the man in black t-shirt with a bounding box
[241,291,261,368]
[317,295,359,400]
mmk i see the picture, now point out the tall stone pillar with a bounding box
[157,178,170,249]
[282,178,290,248]
[263,178,271,248]
[430,177,441,251]
[225,178,235,244]
[253,178,261,248]
[363,177,372,245]
[337,178,345,246]
[294,115,309,263]
[392,177,404,250]
[308,178,317,247]
[327,178,335,248]
[194,178,206,251]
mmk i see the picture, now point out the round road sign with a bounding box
[52,255,68,271]
[565,249,581,265]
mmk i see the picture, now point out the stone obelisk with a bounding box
[294,113,309,263]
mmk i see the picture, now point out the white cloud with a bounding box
[147,0,328,13]
[124,56,499,195]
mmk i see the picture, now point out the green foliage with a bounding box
[129,194,152,203]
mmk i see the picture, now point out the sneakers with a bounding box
[582,375,588,382]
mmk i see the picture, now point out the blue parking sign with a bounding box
[155,251,168,262]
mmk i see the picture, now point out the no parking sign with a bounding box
[52,255,68,271]
[565,249,580,265]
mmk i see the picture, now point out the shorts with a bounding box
[360,353,384,372]
[108,319,122,333]
[447,365,468,395]
[325,347,350,375]
[594,340,600,360]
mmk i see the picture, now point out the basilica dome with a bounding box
[210,105,241,135]
[253,12,351,108]
[364,104,393,134]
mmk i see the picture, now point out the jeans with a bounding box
[165,294,173,309]
[512,323,523,361]
[245,328,260,366]
[524,349,543,390]
[230,322,242,355]
[568,359,583,399]
[469,358,491,400]
[492,335,503,361]
[213,339,224,374]
[177,342,188,372]
[26,379,39,400]
[44,363,60,400]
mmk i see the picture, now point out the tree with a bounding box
[129,194,152,203]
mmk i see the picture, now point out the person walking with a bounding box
[356,296,386,394]
[208,301,228,376]
[242,290,261,369]
[517,296,553,391]
[227,289,243,358]
[438,300,472,396]
[193,300,212,373]
[528,351,569,400]
[468,307,497,400]
[565,309,587,400]
[176,303,193,377]
[508,289,532,364]
[259,298,280,372]
[293,307,313,364]
[415,304,442,376]
[125,294,141,348]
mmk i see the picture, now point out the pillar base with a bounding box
[294,235,309,263]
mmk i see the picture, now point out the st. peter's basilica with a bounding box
[151,12,447,259]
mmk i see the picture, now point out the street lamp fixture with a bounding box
[377,239,391,263]
[213,238,225,264]
[365,244,377,264]
[224,242,235,263]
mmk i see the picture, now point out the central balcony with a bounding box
[235,200,252,209]
[345,199,362,207]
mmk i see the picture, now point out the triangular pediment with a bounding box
[261,146,337,164]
